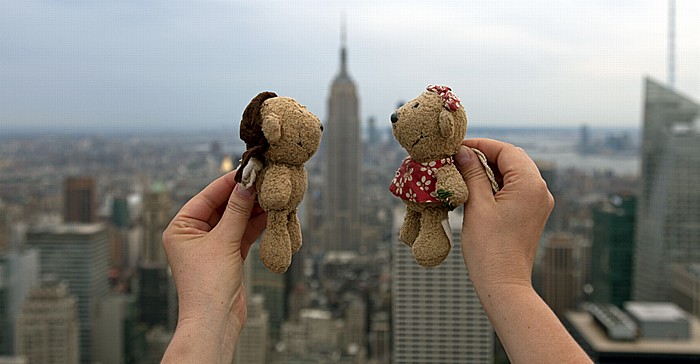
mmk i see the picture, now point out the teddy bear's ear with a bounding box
[439,109,455,138]
[262,112,282,143]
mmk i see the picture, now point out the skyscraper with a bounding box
[233,294,269,364]
[249,243,285,341]
[590,195,636,307]
[321,27,362,254]
[25,223,109,364]
[0,198,8,251]
[14,278,80,364]
[93,294,146,364]
[137,182,177,333]
[0,248,39,355]
[541,233,588,317]
[141,182,172,266]
[392,209,493,364]
[63,177,97,224]
[633,78,700,301]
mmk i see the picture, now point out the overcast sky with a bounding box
[1,0,699,133]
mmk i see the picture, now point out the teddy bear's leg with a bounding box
[260,210,292,273]
[288,209,302,253]
[400,206,421,247]
[412,208,450,267]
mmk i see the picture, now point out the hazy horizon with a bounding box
[2,1,699,132]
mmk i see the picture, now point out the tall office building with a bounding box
[94,294,146,364]
[249,244,285,341]
[541,233,588,316]
[63,177,97,224]
[25,223,109,364]
[392,209,493,364]
[321,28,362,254]
[0,248,39,355]
[368,311,391,363]
[14,278,79,364]
[590,195,636,307]
[233,294,269,364]
[137,183,177,332]
[0,198,7,251]
[137,263,177,330]
[344,296,366,352]
[141,182,172,266]
[633,78,700,301]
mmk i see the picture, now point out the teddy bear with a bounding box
[235,91,323,273]
[389,85,471,267]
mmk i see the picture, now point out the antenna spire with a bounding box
[668,0,676,89]
[340,12,347,75]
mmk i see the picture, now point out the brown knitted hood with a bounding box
[235,91,278,183]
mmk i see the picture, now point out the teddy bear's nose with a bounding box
[390,112,399,124]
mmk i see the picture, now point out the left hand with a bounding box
[162,171,267,362]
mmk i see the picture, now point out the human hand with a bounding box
[161,171,267,362]
[455,138,553,292]
[455,139,591,363]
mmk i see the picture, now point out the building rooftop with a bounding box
[29,223,106,235]
[624,302,688,322]
[565,311,700,355]
[299,308,332,321]
[686,263,700,278]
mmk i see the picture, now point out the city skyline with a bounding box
[633,77,700,301]
[2,1,700,133]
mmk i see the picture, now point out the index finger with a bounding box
[462,138,541,185]
[176,171,238,225]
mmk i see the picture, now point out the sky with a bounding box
[1,0,699,133]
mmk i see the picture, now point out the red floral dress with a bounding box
[390,156,454,204]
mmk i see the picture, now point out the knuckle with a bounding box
[534,179,554,210]
[459,164,485,181]
[161,228,173,248]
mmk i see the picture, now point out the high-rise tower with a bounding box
[321,23,362,253]
[633,78,700,301]
[14,278,80,364]
[590,195,636,307]
[63,176,97,223]
[25,224,109,364]
[392,210,493,363]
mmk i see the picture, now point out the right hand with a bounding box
[454,138,554,292]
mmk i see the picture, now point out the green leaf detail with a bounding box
[437,189,453,200]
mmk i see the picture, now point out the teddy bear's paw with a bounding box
[288,215,302,253]
[399,209,421,246]
[399,223,419,247]
[260,230,292,274]
[412,233,450,267]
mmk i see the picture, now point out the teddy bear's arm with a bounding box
[435,164,469,207]
[258,165,293,210]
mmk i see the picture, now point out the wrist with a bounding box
[464,252,533,294]
[163,312,243,363]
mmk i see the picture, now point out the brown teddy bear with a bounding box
[236,91,323,273]
[389,85,481,267]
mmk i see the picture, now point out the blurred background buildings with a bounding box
[1,2,700,363]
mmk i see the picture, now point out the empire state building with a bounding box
[321,34,362,253]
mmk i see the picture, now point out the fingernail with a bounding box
[235,184,254,198]
[455,146,472,167]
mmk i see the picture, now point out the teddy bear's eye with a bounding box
[413,102,420,109]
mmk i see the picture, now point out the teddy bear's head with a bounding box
[260,96,323,165]
[236,92,323,184]
[390,85,467,163]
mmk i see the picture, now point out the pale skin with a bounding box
[162,139,591,363]
[161,171,266,363]
[457,138,592,364]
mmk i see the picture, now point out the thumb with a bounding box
[454,146,494,204]
[213,183,256,242]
